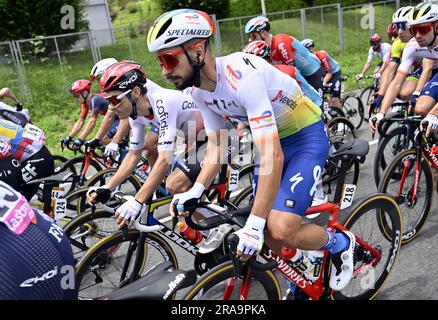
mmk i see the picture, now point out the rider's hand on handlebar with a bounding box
[86,185,112,205]
[104,142,120,157]
[86,138,101,149]
[233,214,266,261]
[170,182,205,217]
[115,196,143,228]
[420,114,438,137]
[369,112,385,135]
[61,136,72,148]
[355,73,364,81]
[72,138,84,150]
[373,72,381,80]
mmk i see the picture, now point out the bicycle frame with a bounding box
[396,133,438,203]
[228,201,382,301]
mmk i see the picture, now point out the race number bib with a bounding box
[23,124,45,143]
[340,184,357,210]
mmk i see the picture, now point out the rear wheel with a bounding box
[342,95,364,129]
[360,86,375,121]
[327,117,357,151]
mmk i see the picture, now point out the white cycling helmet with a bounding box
[408,2,438,26]
[244,16,270,34]
[300,38,314,49]
[392,6,413,23]
[90,58,118,81]
[147,9,215,53]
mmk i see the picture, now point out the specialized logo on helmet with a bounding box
[118,72,138,89]
[166,28,211,37]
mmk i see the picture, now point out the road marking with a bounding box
[369,139,379,146]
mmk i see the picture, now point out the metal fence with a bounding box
[216,0,419,55]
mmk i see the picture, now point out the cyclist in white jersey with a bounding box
[370,2,438,135]
[86,61,205,227]
[356,34,392,81]
[147,9,356,291]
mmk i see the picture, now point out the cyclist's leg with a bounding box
[399,68,421,101]
[165,142,206,194]
[100,117,120,145]
[416,70,438,115]
[329,70,342,108]
[143,130,159,167]
[21,146,54,201]
[304,67,325,102]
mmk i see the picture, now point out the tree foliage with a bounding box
[0,0,88,41]
[157,0,230,19]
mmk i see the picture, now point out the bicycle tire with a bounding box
[60,157,103,195]
[377,148,434,244]
[360,86,375,121]
[63,208,117,262]
[327,117,357,151]
[342,95,364,129]
[183,260,282,300]
[373,126,413,187]
[231,186,254,208]
[331,194,402,300]
[75,228,179,299]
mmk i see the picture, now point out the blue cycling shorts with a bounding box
[420,69,438,102]
[253,120,329,216]
[0,210,76,300]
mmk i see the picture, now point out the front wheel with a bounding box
[331,194,402,300]
[377,148,434,244]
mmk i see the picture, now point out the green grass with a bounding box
[0,2,406,156]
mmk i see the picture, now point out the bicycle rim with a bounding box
[75,230,178,299]
[377,149,434,244]
[183,261,281,300]
[332,194,402,300]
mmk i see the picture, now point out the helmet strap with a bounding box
[183,39,208,87]
[127,92,138,120]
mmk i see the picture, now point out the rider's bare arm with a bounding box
[68,117,85,138]
[134,150,174,203]
[380,71,408,115]
[415,58,434,94]
[94,111,116,141]
[106,149,143,190]
[78,115,97,141]
[378,61,398,96]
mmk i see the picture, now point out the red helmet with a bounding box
[70,79,91,95]
[370,33,382,45]
[99,61,146,92]
[242,40,270,60]
[387,23,398,40]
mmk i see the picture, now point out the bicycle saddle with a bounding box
[330,139,369,158]
[100,261,197,300]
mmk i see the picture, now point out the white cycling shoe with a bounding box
[307,194,328,219]
[329,231,356,291]
[198,224,233,254]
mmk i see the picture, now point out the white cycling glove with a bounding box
[369,112,385,125]
[233,214,266,256]
[355,73,364,81]
[105,142,119,157]
[116,196,143,224]
[421,114,438,133]
[373,72,381,80]
[170,182,205,217]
